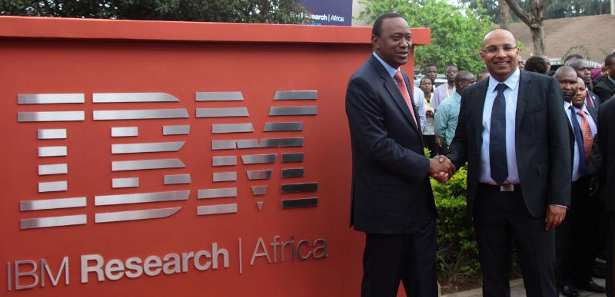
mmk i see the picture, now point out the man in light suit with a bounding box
[345,12,453,297]
[446,29,571,297]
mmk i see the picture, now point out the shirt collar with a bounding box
[608,75,615,85]
[373,52,399,78]
[564,100,589,114]
[487,68,520,93]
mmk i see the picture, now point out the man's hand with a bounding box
[429,155,455,183]
[545,205,567,231]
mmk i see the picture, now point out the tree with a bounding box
[503,0,545,56]
[0,0,308,24]
[360,0,494,74]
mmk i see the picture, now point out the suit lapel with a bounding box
[515,71,530,132]
[475,79,489,153]
[370,58,421,134]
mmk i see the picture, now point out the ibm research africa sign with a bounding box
[0,17,430,297]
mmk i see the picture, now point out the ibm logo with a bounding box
[16,90,320,230]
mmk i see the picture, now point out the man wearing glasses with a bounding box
[445,29,571,297]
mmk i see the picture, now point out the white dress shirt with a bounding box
[432,83,455,110]
[563,101,597,181]
[479,68,521,184]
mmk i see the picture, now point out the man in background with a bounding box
[432,64,458,110]
[434,71,476,152]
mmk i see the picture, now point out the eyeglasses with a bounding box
[481,44,517,54]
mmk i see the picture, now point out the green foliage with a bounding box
[360,0,494,74]
[431,166,480,283]
[0,0,308,24]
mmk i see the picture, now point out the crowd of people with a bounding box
[345,11,615,297]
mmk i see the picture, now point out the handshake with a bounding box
[429,155,455,183]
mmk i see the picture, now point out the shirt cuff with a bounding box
[550,204,568,209]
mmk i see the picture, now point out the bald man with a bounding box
[446,29,571,297]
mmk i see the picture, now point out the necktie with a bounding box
[569,106,586,175]
[490,83,508,184]
[394,70,418,127]
[577,111,593,160]
[585,93,594,110]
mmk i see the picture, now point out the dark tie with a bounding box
[490,83,508,184]
[569,106,586,175]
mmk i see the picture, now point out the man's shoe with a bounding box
[560,284,580,297]
[575,280,606,293]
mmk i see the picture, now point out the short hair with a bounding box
[455,70,475,82]
[566,58,589,69]
[423,63,437,69]
[605,52,615,66]
[553,65,577,79]
[524,56,550,74]
[372,12,403,37]
[419,76,432,84]
[563,53,584,64]
[446,64,458,70]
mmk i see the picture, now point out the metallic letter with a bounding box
[212,156,237,167]
[20,197,86,211]
[246,170,272,180]
[20,214,86,230]
[164,174,191,185]
[95,207,181,223]
[281,168,304,178]
[111,127,138,137]
[163,125,190,135]
[38,146,67,157]
[213,172,237,182]
[273,90,317,100]
[241,154,276,165]
[281,183,318,193]
[282,153,304,163]
[112,177,139,189]
[38,181,67,193]
[111,141,184,154]
[197,203,237,216]
[196,107,249,118]
[212,123,254,134]
[197,188,237,199]
[196,91,243,101]
[264,122,304,132]
[38,129,67,140]
[95,191,189,206]
[93,108,188,120]
[18,93,84,104]
[269,106,317,116]
[38,163,68,176]
[18,111,84,122]
[93,92,178,103]
[112,158,185,171]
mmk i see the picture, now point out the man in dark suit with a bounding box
[567,58,601,110]
[595,53,615,102]
[445,29,571,297]
[596,95,615,297]
[554,68,604,296]
[345,12,453,297]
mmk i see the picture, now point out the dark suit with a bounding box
[596,98,615,297]
[595,75,615,103]
[346,56,437,297]
[558,104,601,287]
[448,70,571,297]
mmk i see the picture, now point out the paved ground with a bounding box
[442,278,607,297]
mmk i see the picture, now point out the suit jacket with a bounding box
[594,75,615,103]
[448,70,571,218]
[345,56,436,234]
[597,98,615,211]
[586,90,601,115]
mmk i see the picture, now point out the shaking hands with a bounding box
[429,155,455,183]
